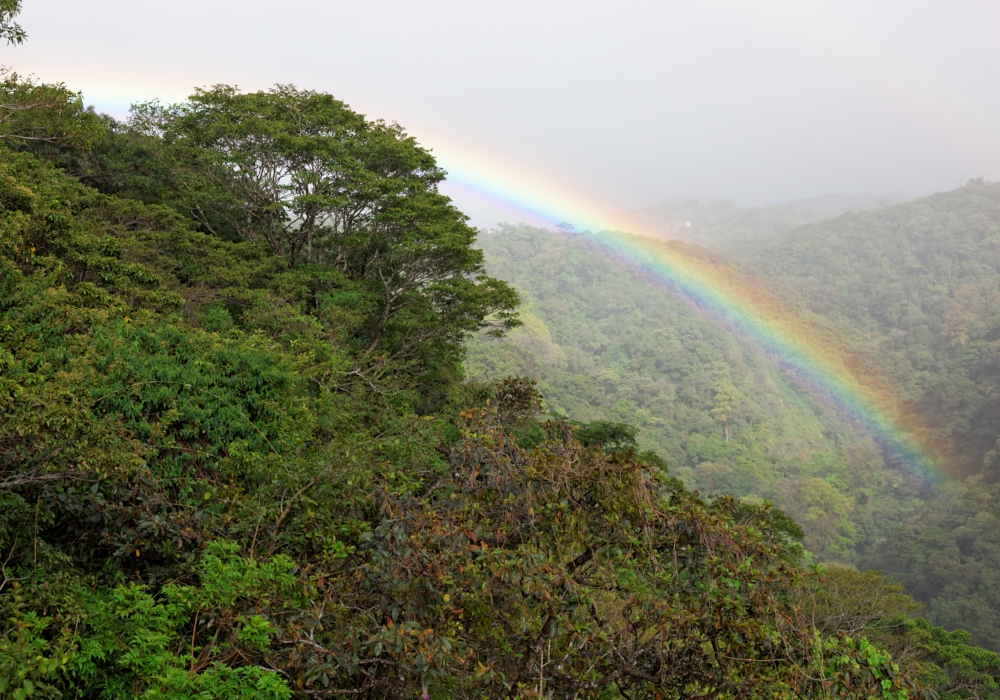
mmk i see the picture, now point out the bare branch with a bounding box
[0,469,82,490]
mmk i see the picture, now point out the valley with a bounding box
[469,182,1000,649]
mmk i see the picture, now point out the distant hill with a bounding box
[469,224,923,564]
[627,192,911,257]
[746,180,1000,649]
[749,179,1000,474]
[471,182,1000,650]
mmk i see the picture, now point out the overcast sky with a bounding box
[7,0,1000,226]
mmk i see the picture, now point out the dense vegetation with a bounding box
[745,185,1000,651]
[4,69,995,698]
[469,184,1000,656]
[750,182,1000,476]
[1,9,999,693]
[468,225,923,564]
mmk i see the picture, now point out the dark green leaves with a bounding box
[0,0,24,45]
[128,85,519,384]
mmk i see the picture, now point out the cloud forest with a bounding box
[2,5,1000,699]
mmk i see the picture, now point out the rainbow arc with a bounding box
[436,155,945,481]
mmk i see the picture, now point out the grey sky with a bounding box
[8,0,1000,226]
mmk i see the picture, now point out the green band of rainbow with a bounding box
[590,231,938,481]
[443,165,943,482]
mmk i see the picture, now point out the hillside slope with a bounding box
[627,193,908,257]
[469,183,1000,650]
[0,109,959,700]
[468,224,924,562]
[751,180,1000,475]
[746,180,1000,650]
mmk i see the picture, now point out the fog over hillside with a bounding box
[623,191,916,257]
[6,1,1000,696]
[9,0,1000,217]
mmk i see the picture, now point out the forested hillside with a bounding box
[751,181,1000,475]
[469,184,1000,655]
[2,0,1000,690]
[6,68,998,698]
[468,226,925,564]
[746,181,1000,650]
[626,193,908,257]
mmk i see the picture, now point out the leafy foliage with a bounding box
[467,223,923,563]
[0,67,987,698]
[0,0,25,45]
[0,69,100,151]
[121,85,520,394]
[786,567,1000,699]
[572,419,637,451]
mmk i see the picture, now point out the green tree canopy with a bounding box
[0,69,98,150]
[127,85,519,381]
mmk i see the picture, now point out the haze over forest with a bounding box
[4,2,1000,699]
[9,0,1000,219]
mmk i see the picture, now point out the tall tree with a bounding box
[131,85,519,374]
[0,70,97,149]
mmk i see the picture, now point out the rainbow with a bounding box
[588,232,940,481]
[435,151,945,482]
[55,82,945,480]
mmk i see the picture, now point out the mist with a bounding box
[11,0,1000,678]
[7,0,1000,226]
